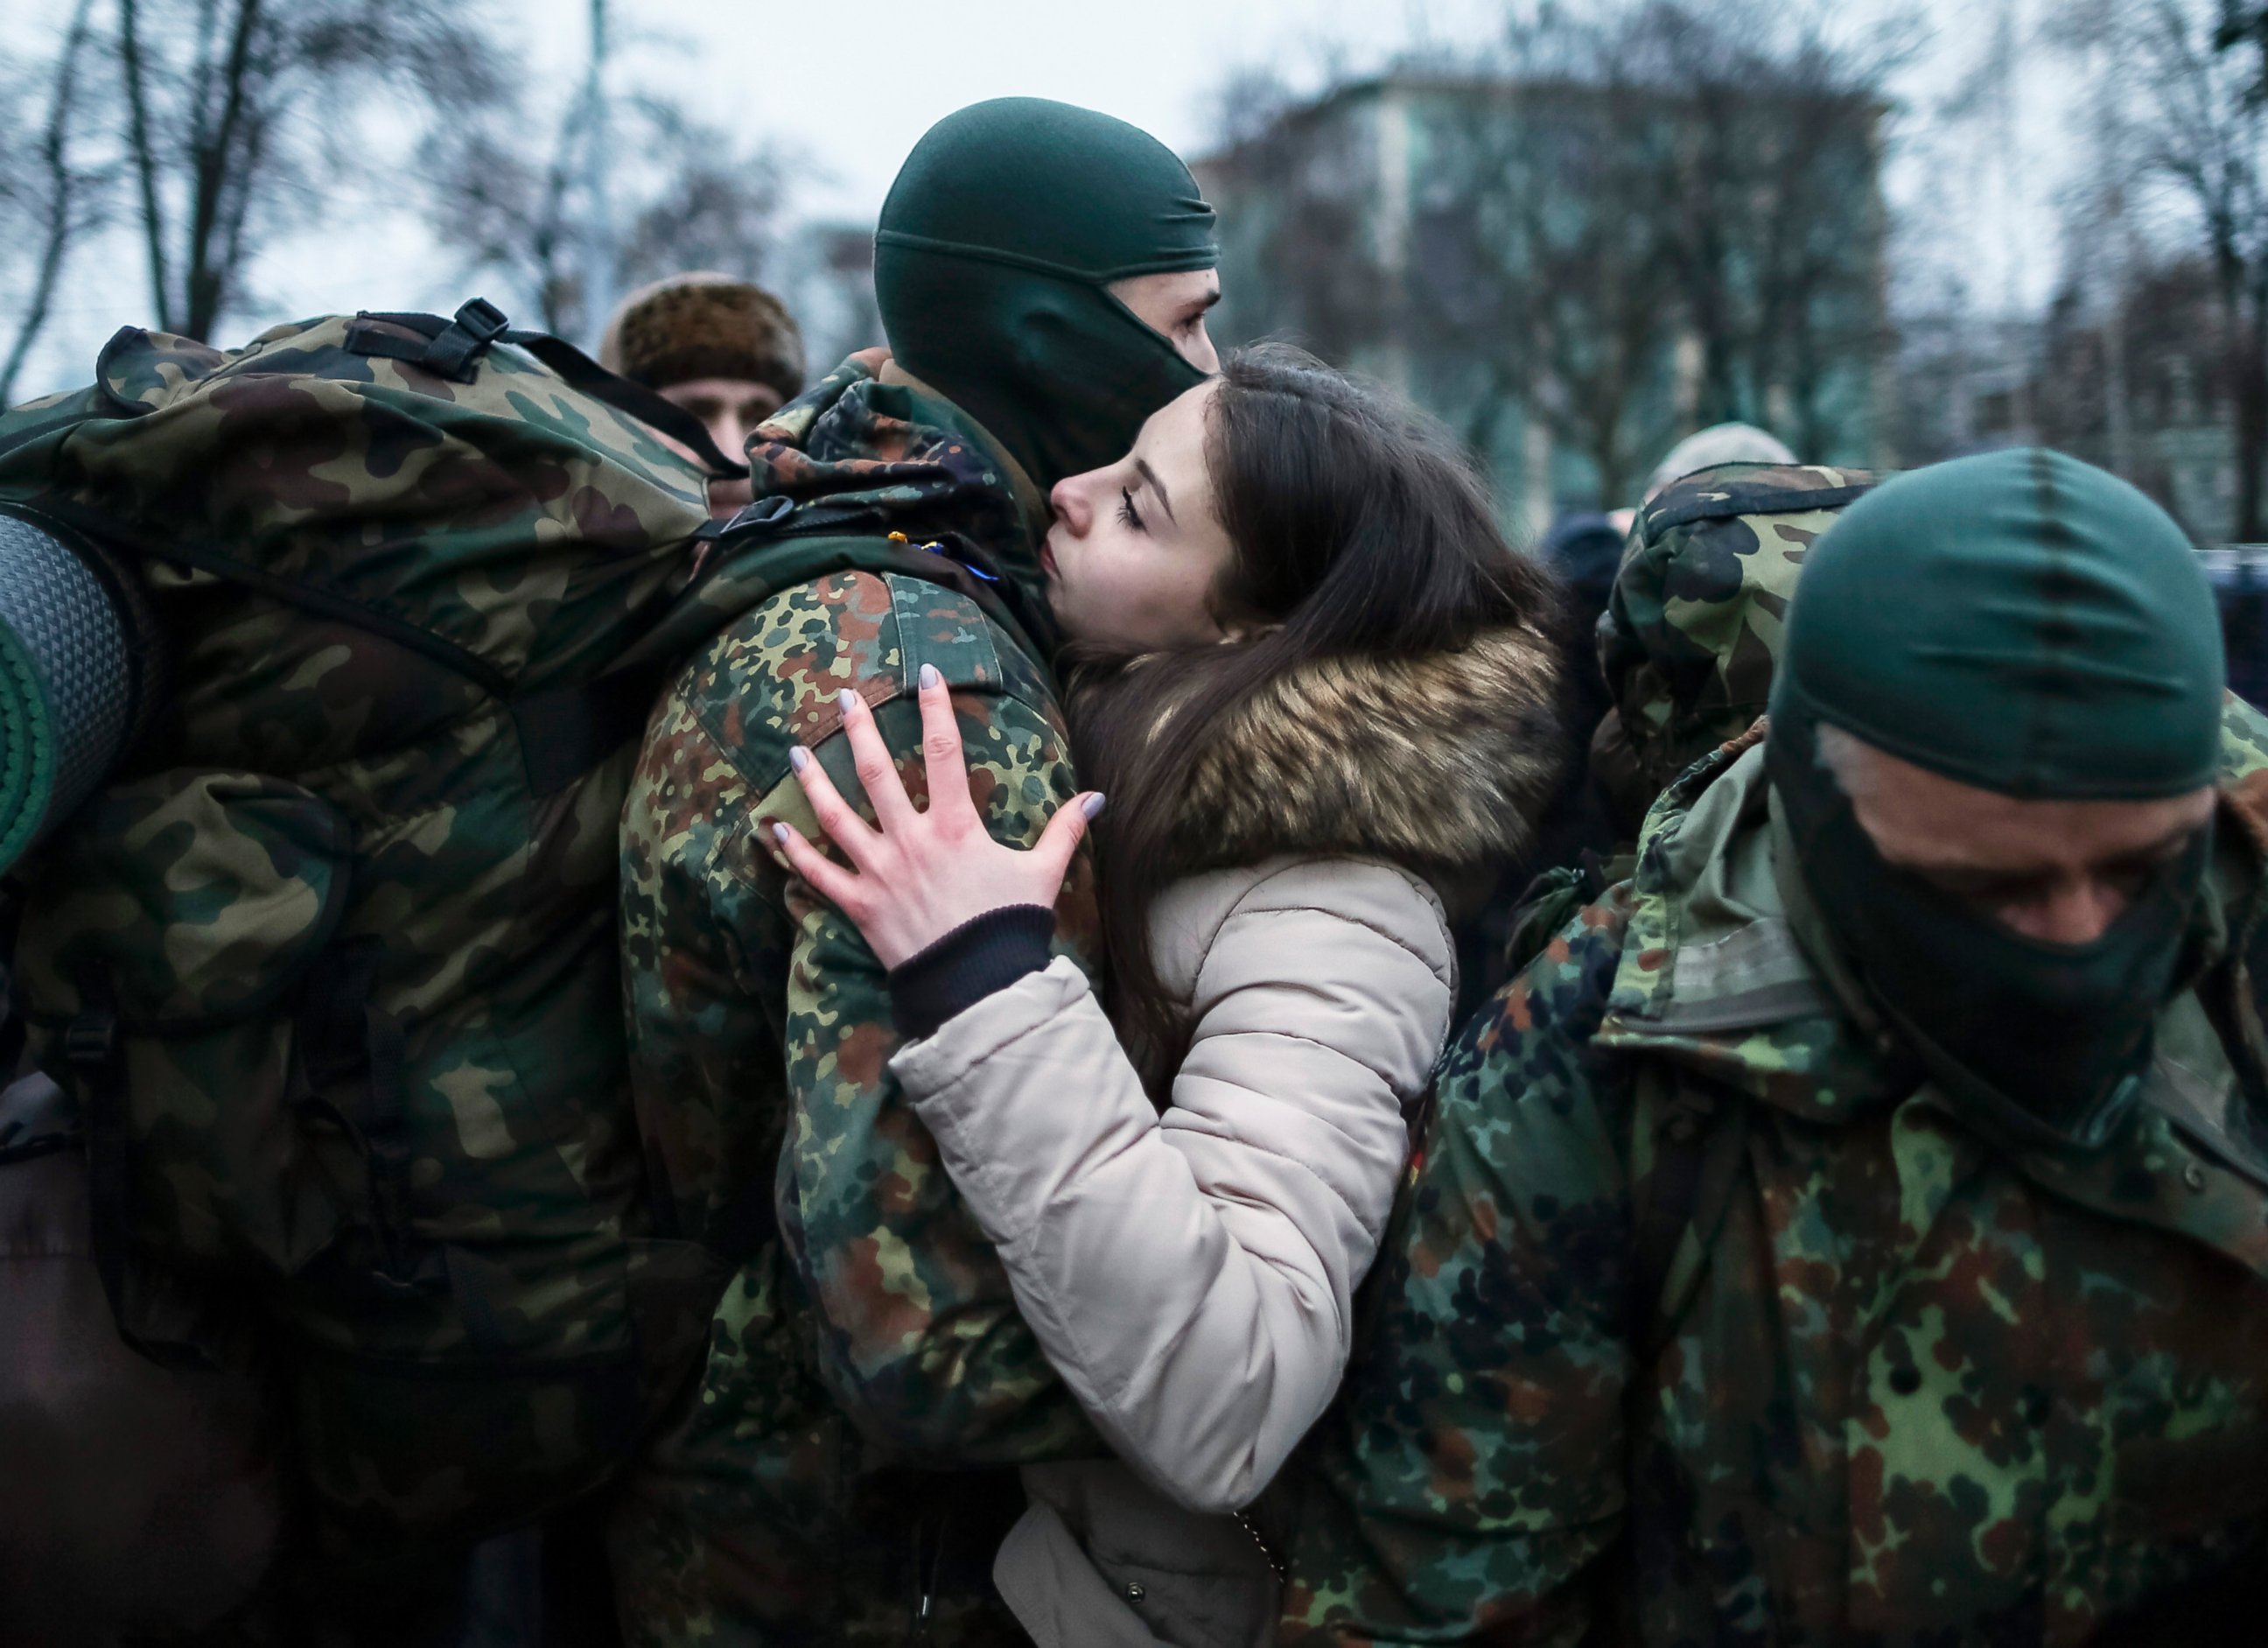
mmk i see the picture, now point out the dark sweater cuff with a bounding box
[887,905,1058,1041]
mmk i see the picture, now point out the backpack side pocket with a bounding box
[16,769,360,1360]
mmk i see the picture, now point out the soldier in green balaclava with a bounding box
[1767,446,2228,1152]
[609,100,1222,1644]
[1283,448,2268,1644]
[876,95,1223,491]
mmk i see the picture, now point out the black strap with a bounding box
[1628,1103,1705,1349]
[501,327,747,479]
[705,1180,780,1265]
[346,300,512,387]
[65,979,214,1371]
[0,898,24,1084]
[24,494,657,794]
[512,667,669,796]
[298,936,424,1290]
[1641,479,1882,544]
[14,494,514,700]
[346,301,749,478]
[1628,1075,1749,1359]
[0,1130,74,1168]
[424,296,512,382]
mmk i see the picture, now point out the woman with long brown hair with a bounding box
[773,342,1568,1644]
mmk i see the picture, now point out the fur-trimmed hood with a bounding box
[1162,621,1566,877]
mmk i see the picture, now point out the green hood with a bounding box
[1592,728,1900,1121]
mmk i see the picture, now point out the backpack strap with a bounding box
[60,974,216,1371]
[1628,1064,1750,1359]
[344,301,750,479]
[1638,472,1883,544]
[510,668,672,797]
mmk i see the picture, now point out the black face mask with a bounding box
[1769,718,2212,1152]
[876,250,1208,493]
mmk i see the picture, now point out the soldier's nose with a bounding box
[2005,880,2121,947]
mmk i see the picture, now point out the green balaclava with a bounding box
[873,97,1220,491]
[1766,447,2227,1150]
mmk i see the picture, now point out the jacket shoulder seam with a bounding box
[1202,870,1457,996]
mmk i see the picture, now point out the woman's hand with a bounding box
[773,664,1103,969]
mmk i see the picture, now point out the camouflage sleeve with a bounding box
[774,680,1100,1463]
[651,567,1091,1466]
[1280,890,1640,1645]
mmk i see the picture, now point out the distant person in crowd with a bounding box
[1536,508,1623,755]
[1642,418,1798,503]
[598,271,805,517]
[1454,507,1626,1009]
[1606,418,1800,536]
[1284,449,2268,1644]
[2220,558,2268,711]
[606,98,1229,1645]
[1642,415,1796,499]
[771,342,1568,1645]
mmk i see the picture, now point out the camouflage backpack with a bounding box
[0,302,750,1546]
[1589,461,1886,836]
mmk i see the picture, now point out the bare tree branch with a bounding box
[0,0,101,406]
[2065,0,2268,535]
[423,56,795,343]
[102,0,502,341]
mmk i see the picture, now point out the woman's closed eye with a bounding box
[1118,487,1145,532]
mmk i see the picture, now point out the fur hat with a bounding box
[598,272,804,400]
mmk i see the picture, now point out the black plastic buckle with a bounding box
[453,297,510,346]
[65,1006,119,1068]
[722,494,793,536]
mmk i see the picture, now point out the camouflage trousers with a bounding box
[606,1245,1030,1647]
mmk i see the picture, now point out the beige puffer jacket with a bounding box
[891,625,1567,1648]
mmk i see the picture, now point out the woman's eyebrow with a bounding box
[1135,458,1178,525]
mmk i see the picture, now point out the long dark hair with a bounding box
[1068,342,1564,1085]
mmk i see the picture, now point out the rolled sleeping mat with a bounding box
[0,509,151,878]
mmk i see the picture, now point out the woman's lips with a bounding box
[1040,537,1059,579]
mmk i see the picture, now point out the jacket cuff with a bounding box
[888,904,1058,1041]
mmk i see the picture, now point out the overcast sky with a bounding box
[8,0,2064,396]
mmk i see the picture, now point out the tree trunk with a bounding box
[118,0,177,332]
[2238,274,2268,542]
[182,0,264,341]
[0,0,97,405]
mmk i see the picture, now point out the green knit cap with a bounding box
[874,97,1219,489]
[1771,447,2224,800]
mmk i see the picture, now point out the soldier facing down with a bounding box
[607,98,1221,1644]
[1284,448,2268,1644]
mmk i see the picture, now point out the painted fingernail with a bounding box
[1082,793,1108,820]
[772,822,794,845]
[838,687,860,715]
[920,663,942,691]
[789,746,810,773]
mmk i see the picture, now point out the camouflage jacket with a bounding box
[1282,701,2268,1646]
[612,359,1097,1644]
